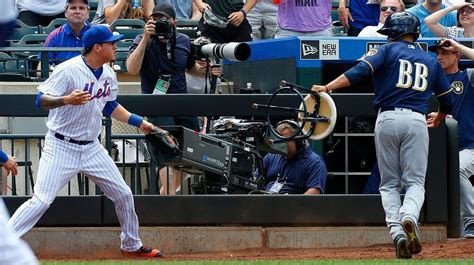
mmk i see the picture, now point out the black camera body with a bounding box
[191,36,211,61]
[154,17,173,39]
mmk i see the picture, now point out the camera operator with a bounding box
[261,120,328,195]
[126,3,221,195]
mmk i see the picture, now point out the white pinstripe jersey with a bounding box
[38,55,118,141]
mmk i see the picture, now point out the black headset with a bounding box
[275,120,306,152]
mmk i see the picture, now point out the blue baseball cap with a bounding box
[428,39,458,53]
[83,25,123,49]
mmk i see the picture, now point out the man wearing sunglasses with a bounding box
[407,0,457,37]
[359,0,405,37]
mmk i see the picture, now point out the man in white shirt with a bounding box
[358,0,405,37]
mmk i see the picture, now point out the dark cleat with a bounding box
[394,234,412,259]
[121,245,162,258]
[402,218,422,254]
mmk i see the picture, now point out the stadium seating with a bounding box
[0,52,28,80]
[39,18,68,34]
[6,20,40,44]
[176,20,199,40]
[110,19,145,40]
[88,0,98,21]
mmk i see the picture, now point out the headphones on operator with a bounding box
[275,120,306,152]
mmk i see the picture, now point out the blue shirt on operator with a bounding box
[263,146,327,194]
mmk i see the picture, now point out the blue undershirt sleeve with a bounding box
[35,92,44,109]
[103,100,119,116]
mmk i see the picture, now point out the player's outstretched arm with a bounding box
[109,104,155,134]
[38,90,92,110]
[312,74,351,93]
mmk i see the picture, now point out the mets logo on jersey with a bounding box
[451,81,463,94]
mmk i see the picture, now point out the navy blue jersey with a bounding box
[446,69,474,151]
[359,41,452,114]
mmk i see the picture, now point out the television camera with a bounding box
[147,81,337,194]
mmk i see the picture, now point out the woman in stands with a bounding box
[425,2,474,38]
[92,0,154,25]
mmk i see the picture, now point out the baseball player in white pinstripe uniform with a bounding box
[8,25,162,258]
[0,1,39,264]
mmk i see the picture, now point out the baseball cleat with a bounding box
[121,245,162,258]
[402,218,422,254]
[394,234,412,259]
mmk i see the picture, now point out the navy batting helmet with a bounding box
[377,11,420,41]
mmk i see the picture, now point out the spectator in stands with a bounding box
[274,0,333,37]
[154,0,201,20]
[260,120,327,194]
[407,0,457,37]
[425,2,474,37]
[92,0,154,25]
[358,0,405,37]
[193,0,256,43]
[339,0,380,36]
[37,0,91,75]
[126,3,221,195]
[246,0,277,40]
[16,0,66,27]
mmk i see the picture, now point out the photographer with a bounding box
[261,120,327,195]
[126,3,220,195]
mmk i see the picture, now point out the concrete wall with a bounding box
[23,226,446,258]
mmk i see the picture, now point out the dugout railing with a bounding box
[0,94,461,237]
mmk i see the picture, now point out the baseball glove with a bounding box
[146,127,180,154]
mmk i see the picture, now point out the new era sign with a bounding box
[300,40,339,60]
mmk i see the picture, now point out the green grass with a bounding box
[42,260,474,265]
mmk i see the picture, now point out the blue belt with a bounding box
[380,106,425,116]
[54,133,94,145]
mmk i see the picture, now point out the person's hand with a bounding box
[440,38,462,53]
[338,6,353,29]
[139,119,155,134]
[210,63,222,77]
[311,85,329,94]
[1,156,18,176]
[64,90,92,105]
[453,2,472,11]
[143,19,156,39]
[196,2,211,13]
[427,112,441,128]
[228,10,245,26]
